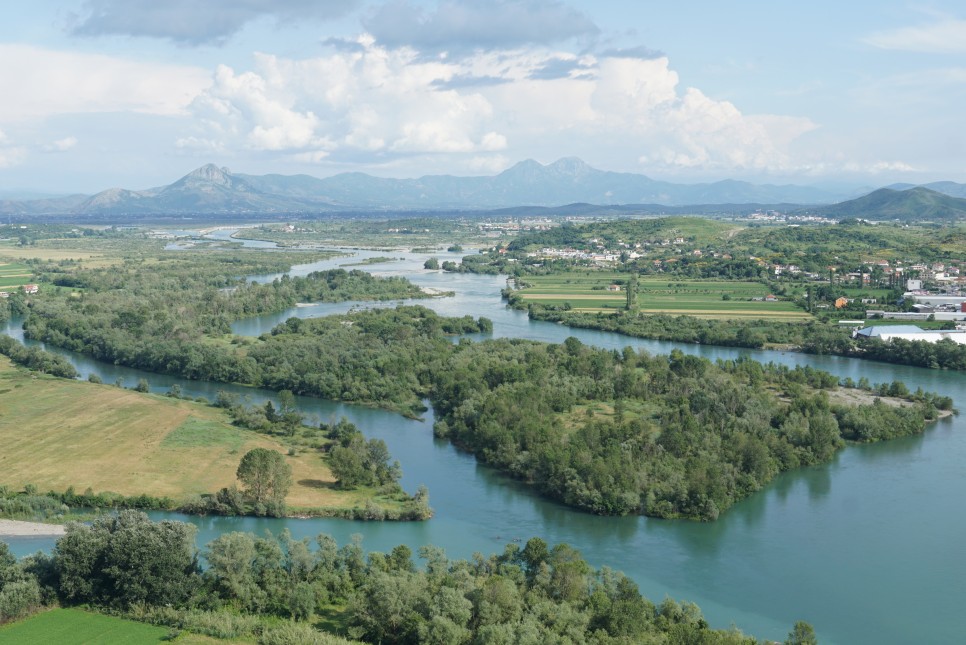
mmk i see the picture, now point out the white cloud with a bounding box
[864,17,966,53]
[467,154,510,173]
[843,160,918,174]
[187,45,505,157]
[42,136,78,153]
[0,129,27,168]
[182,40,816,173]
[0,44,210,122]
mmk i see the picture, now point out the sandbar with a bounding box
[0,519,66,537]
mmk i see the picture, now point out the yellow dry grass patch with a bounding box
[0,243,117,268]
[0,358,352,509]
[0,247,113,267]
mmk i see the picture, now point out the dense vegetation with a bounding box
[430,337,949,519]
[248,308,490,416]
[0,336,77,378]
[828,336,966,370]
[0,511,812,644]
[523,306,966,371]
[325,418,403,490]
[523,308,813,349]
[144,304,949,520]
[23,253,439,386]
[17,289,949,520]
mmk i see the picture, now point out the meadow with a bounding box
[0,609,178,644]
[516,272,813,320]
[0,358,393,513]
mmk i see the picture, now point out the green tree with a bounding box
[785,621,818,645]
[0,579,42,622]
[424,257,440,270]
[625,273,638,311]
[54,510,199,608]
[236,448,293,512]
[329,444,367,488]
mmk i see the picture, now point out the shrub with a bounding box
[0,579,43,622]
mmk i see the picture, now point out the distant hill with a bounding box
[804,186,966,221]
[0,159,848,216]
[885,181,966,199]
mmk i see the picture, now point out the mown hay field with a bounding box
[0,358,362,510]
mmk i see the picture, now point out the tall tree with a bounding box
[236,448,293,512]
[626,273,638,311]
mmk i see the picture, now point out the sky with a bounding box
[1,0,965,194]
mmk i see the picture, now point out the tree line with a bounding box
[23,254,439,386]
[0,511,816,644]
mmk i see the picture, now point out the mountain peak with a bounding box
[182,164,234,187]
[548,157,592,174]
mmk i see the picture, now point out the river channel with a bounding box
[4,229,965,644]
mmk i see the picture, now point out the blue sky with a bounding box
[1,0,964,193]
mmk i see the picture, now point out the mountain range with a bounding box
[0,158,851,215]
[1,158,965,220]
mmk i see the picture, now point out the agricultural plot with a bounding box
[516,273,812,320]
[0,262,32,289]
[0,358,356,511]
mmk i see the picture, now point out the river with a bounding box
[3,229,965,644]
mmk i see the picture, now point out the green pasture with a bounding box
[0,609,171,644]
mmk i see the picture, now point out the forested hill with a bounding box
[804,186,966,221]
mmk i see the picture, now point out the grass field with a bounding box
[516,273,813,320]
[0,358,385,512]
[0,609,174,644]
[0,261,32,290]
[0,242,113,267]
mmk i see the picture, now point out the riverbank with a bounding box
[521,306,966,372]
[0,519,65,537]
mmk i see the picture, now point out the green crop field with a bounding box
[0,262,32,290]
[0,609,171,644]
[515,273,813,320]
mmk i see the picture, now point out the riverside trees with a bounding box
[4,512,806,643]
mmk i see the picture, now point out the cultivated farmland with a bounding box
[0,358,391,513]
[0,262,32,291]
[514,272,813,320]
